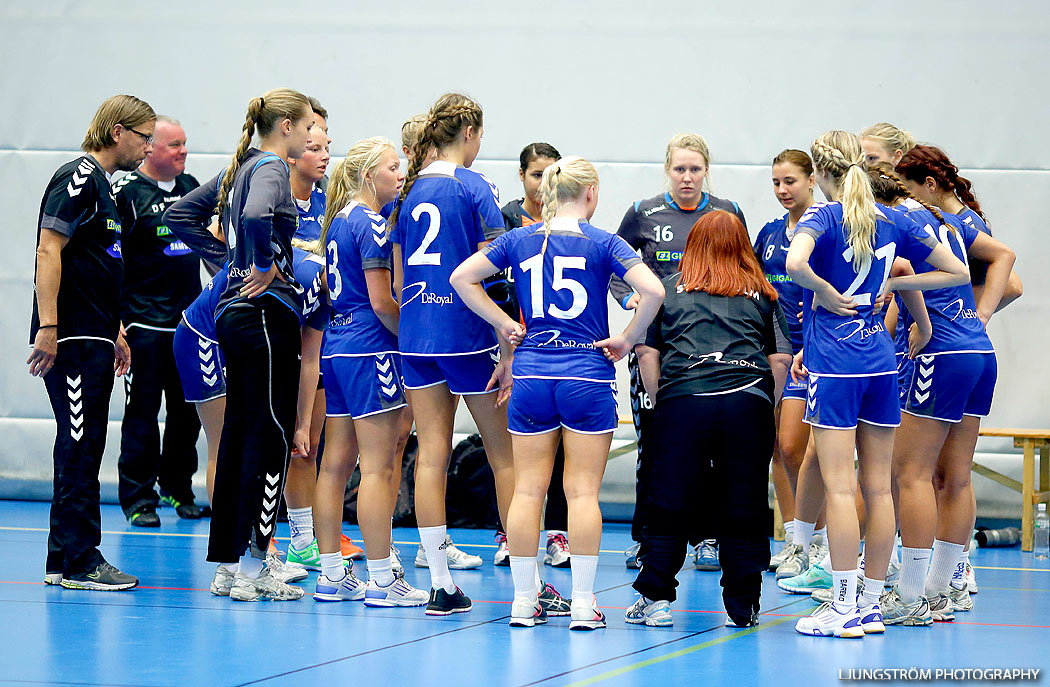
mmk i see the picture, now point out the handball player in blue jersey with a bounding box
[786,131,969,638]
[452,156,663,630]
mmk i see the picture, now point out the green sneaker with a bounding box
[777,560,832,594]
[286,539,322,571]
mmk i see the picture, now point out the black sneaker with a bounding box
[175,502,202,519]
[128,505,160,527]
[61,562,138,591]
[425,586,472,615]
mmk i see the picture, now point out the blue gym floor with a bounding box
[2,501,1048,687]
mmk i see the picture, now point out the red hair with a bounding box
[897,145,986,220]
[677,210,778,300]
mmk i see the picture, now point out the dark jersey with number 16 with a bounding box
[31,154,124,344]
[609,192,746,305]
[113,171,201,329]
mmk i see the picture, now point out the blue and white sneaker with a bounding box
[794,602,864,638]
[363,572,428,607]
[777,559,832,594]
[313,568,366,601]
[624,595,673,627]
[693,539,720,571]
[859,602,885,633]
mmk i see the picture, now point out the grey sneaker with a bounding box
[928,592,956,622]
[774,544,810,580]
[808,534,828,569]
[60,562,138,591]
[211,564,236,596]
[811,586,834,604]
[625,595,673,627]
[230,567,305,602]
[949,585,973,612]
[538,580,571,616]
[266,551,308,584]
[44,572,63,586]
[768,543,793,571]
[879,588,933,626]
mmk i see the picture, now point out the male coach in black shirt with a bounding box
[113,116,203,526]
[28,94,156,590]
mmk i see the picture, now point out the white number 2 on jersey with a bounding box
[520,254,588,319]
[407,203,442,266]
[841,242,895,306]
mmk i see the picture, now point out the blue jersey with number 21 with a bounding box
[796,201,939,377]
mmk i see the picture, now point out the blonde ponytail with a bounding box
[537,156,599,256]
[812,131,876,271]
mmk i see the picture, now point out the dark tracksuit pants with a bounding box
[43,339,116,576]
[208,298,300,563]
[633,391,774,621]
[118,326,201,515]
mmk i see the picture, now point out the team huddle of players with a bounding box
[30,89,1018,638]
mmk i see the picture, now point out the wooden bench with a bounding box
[976,428,1050,551]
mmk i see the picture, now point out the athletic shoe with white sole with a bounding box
[509,595,548,627]
[965,561,978,593]
[286,539,322,571]
[811,586,833,604]
[363,572,428,607]
[858,602,885,634]
[340,534,365,561]
[313,568,366,602]
[808,535,828,569]
[624,542,643,570]
[544,532,571,568]
[725,611,759,628]
[624,596,673,627]
[879,588,933,626]
[768,542,793,572]
[266,551,307,584]
[777,561,831,594]
[493,532,510,566]
[928,592,955,622]
[794,602,864,638]
[949,585,973,612]
[211,564,236,596]
[693,539,720,571]
[44,572,63,586]
[230,568,305,601]
[415,537,483,570]
[425,586,472,615]
[538,580,571,616]
[60,562,138,591]
[569,597,607,631]
[774,544,810,580]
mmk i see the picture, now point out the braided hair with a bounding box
[538,156,599,256]
[897,145,986,220]
[811,130,876,271]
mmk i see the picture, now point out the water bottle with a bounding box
[1035,504,1050,560]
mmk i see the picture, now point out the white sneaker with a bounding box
[266,551,307,584]
[210,564,235,596]
[313,568,366,602]
[858,602,885,634]
[794,602,864,638]
[569,596,607,631]
[768,542,793,571]
[415,537,482,570]
[493,532,509,566]
[363,572,428,607]
[230,567,305,602]
[808,534,829,569]
[390,545,404,576]
[624,595,673,627]
[927,592,955,622]
[544,532,571,568]
[965,561,978,593]
[509,594,548,627]
[774,544,809,580]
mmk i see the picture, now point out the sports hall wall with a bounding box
[1,2,1047,519]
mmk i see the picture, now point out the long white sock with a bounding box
[860,576,883,606]
[925,540,963,597]
[320,552,344,581]
[239,553,263,580]
[792,520,816,549]
[898,546,930,603]
[419,525,455,593]
[367,557,394,586]
[287,507,314,550]
[783,521,795,545]
[832,568,858,614]
[950,548,969,590]
[813,526,827,546]
[571,554,599,604]
[510,556,539,598]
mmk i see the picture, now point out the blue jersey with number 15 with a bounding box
[483,218,642,381]
[796,201,939,376]
[390,161,505,355]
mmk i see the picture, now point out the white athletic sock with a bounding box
[287,507,314,550]
[950,548,969,590]
[220,562,239,573]
[813,526,827,545]
[571,554,599,604]
[320,552,344,582]
[819,551,832,571]
[891,532,902,566]
[239,553,263,580]
[367,557,394,586]
[419,525,455,593]
[510,556,539,598]
[860,577,883,606]
[898,546,930,603]
[783,521,795,544]
[792,520,816,550]
[832,568,858,614]
[925,540,963,597]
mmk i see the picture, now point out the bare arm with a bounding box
[27,228,69,377]
[595,263,664,361]
[364,268,400,335]
[450,251,524,344]
[291,325,323,459]
[965,232,1016,323]
[885,242,969,293]
[785,234,859,316]
[768,353,792,405]
[392,244,404,304]
[635,344,661,399]
[887,257,931,357]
